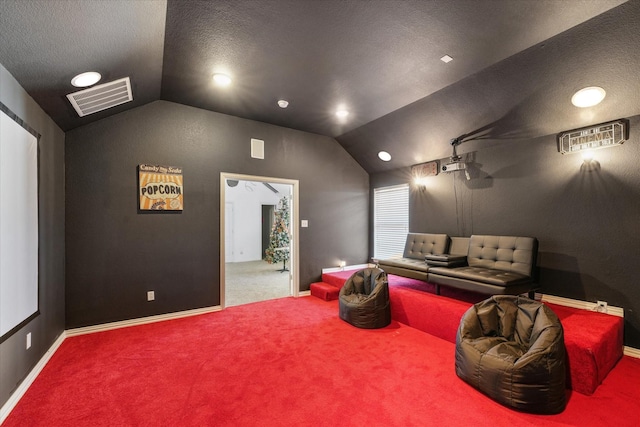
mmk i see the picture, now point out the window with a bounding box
[373,184,409,259]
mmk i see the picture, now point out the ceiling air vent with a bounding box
[66,77,133,117]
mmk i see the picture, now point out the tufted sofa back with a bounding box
[467,235,538,277]
[402,233,450,260]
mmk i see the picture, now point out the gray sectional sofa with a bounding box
[377,233,539,297]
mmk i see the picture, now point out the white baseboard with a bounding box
[66,305,222,337]
[537,293,640,358]
[536,293,624,317]
[624,346,640,359]
[298,290,311,297]
[321,263,375,274]
[0,332,66,425]
[1,305,222,422]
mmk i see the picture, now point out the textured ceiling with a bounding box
[339,0,640,173]
[160,0,626,138]
[0,0,633,173]
[0,0,166,132]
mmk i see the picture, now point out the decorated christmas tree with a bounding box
[265,196,291,272]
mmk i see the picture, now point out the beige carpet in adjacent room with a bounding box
[225,260,291,307]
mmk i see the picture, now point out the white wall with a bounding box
[225,180,291,262]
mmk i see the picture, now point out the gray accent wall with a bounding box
[0,63,65,408]
[371,115,640,348]
[65,100,369,328]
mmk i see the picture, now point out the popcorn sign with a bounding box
[139,164,183,210]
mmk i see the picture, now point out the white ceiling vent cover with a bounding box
[66,77,133,117]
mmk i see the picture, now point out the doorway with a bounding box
[220,173,299,309]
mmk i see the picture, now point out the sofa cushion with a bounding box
[428,266,532,287]
[467,235,537,277]
[402,233,450,260]
[377,257,429,272]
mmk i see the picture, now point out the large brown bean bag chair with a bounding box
[456,295,566,414]
[339,268,390,329]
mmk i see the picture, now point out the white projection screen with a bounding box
[0,107,39,340]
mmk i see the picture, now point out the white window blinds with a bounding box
[374,184,409,259]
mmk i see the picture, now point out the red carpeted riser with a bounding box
[321,269,353,289]
[310,282,340,301]
[320,271,624,395]
[546,303,624,395]
[389,284,471,343]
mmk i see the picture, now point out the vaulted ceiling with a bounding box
[1,0,636,174]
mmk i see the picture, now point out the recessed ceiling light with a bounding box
[378,151,391,161]
[71,71,101,87]
[213,73,232,87]
[440,55,453,63]
[336,109,349,118]
[571,86,606,107]
[277,100,289,108]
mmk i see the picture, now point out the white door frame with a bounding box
[224,202,234,262]
[220,172,300,309]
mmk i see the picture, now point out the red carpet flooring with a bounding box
[3,297,640,426]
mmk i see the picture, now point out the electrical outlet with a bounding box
[147,291,155,301]
[26,332,31,350]
[596,300,608,313]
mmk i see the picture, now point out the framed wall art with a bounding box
[138,164,183,211]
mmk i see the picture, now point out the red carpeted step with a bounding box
[321,269,354,289]
[310,282,340,301]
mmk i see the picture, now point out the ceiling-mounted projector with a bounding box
[441,136,466,172]
[441,161,466,172]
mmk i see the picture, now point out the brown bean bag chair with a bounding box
[455,295,566,414]
[339,268,390,329]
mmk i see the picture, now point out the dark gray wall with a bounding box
[371,114,640,348]
[65,100,369,328]
[0,64,65,408]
